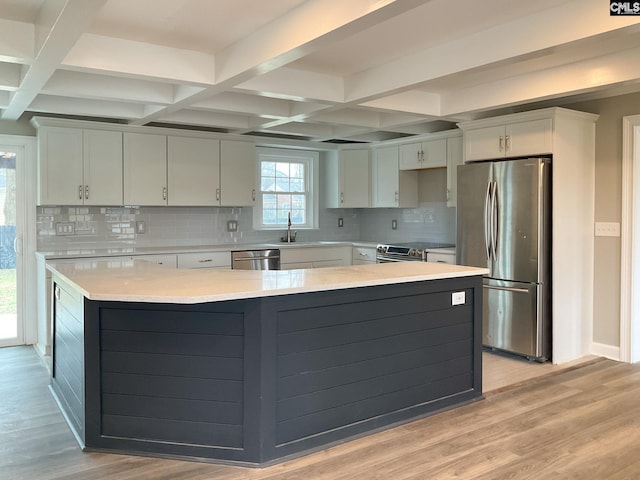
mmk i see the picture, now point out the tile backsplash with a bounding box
[36,171,456,251]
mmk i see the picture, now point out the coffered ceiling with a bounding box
[1,0,639,143]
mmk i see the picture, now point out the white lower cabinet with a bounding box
[177,251,231,269]
[280,246,351,270]
[352,246,377,265]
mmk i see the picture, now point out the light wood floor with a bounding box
[3,346,640,480]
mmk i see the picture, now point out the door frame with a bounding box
[620,114,640,363]
[0,135,37,347]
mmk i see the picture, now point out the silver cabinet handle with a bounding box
[359,252,367,257]
[216,188,220,201]
[490,181,498,261]
[84,185,89,200]
[198,258,213,263]
[505,135,510,152]
[395,191,399,203]
[78,185,83,200]
[252,189,256,201]
[163,186,167,200]
[340,192,344,204]
[499,136,504,152]
[54,285,61,301]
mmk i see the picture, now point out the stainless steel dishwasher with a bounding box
[231,249,280,270]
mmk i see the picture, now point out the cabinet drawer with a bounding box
[427,252,455,264]
[352,247,377,264]
[177,252,230,269]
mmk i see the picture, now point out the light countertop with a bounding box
[47,259,486,304]
[37,241,379,260]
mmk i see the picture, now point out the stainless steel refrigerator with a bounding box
[456,157,551,361]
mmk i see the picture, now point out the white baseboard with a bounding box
[590,342,621,361]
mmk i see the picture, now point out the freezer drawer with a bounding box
[483,279,549,360]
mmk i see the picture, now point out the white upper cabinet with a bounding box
[399,138,447,170]
[37,126,123,206]
[446,135,463,208]
[463,118,553,161]
[325,149,371,208]
[83,129,123,205]
[220,140,256,206]
[373,145,417,208]
[168,136,220,206]
[124,132,168,206]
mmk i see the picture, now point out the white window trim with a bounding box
[253,147,319,230]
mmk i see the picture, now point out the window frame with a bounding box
[253,147,319,230]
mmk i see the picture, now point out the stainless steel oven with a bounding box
[376,243,455,263]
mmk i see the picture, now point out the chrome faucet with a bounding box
[281,211,297,242]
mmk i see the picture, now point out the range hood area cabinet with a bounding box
[457,107,599,364]
[37,127,123,206]
[323,148,371,208]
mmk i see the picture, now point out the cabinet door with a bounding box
[38,127,83,205]
[168,136,220,206]
[421,138,447,168]
[373,146,400,207]
[220,141,256,206]
[506,119,553,157]
[123,133,167,206]
[399,142,422,170]
[340,149,370,207]
[446,136,463,207]
[464,125,506,161]
[83,130,123,206]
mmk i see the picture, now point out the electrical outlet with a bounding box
[136,221,146,234]
[451,291,466,306]
[338,217,344,227]
[392,219,397,230]
[594,222,620,237]
[227,220,238,232]
[55,222,75,236]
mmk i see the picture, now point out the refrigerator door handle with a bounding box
[484,284,529,294]
[483,181,492,261]
[490,181,498,260]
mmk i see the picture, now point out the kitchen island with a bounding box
[48,259,487,466]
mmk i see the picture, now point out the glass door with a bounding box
[0,149,21,347]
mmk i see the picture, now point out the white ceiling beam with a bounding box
[63,33,216,85]
[43,70,175,105]
[262,122,334,137]
[132,0,425,126]
[214,0,427,85]
[344,0,640,103]
[236,67,345,103]
[441,46,640,115]
[360,90,442,116]
[0,90,10,107]
[1,0,108,120]
[0,18,34,63]
[157,110,251,130]
[29,94,147,118]
[312,108,381,128]
[191,92,292,118]
[0,62,21,90]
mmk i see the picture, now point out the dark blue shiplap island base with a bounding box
[48,259,487,467]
